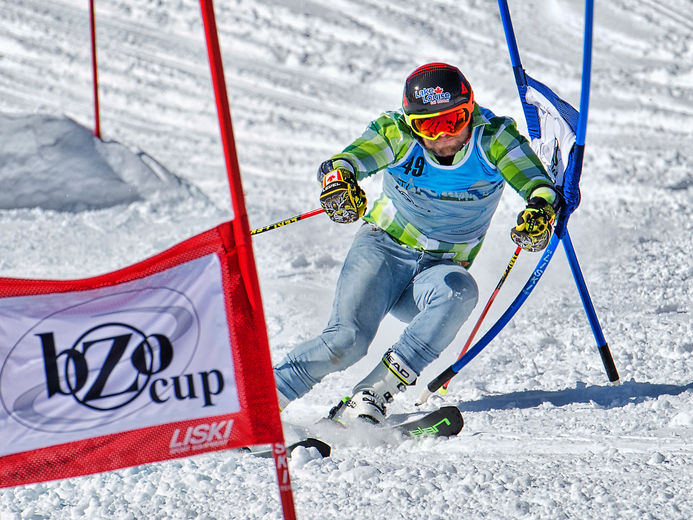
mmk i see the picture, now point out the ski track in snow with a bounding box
[0,0,692,518]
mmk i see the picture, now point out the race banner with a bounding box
[0,222,283,487]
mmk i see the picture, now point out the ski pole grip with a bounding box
[427,367,457,393]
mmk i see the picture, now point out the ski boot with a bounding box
[329,349,417,426]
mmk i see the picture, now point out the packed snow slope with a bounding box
[0,0,691,518]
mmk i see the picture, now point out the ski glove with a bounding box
[319,167,367,224]
[511,188,557,252]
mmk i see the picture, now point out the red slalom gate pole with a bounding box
[199,1,296,518]
[89,0,101,138]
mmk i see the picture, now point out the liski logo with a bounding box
[0,287,226,433]
[169,419,234,454]
[416,86,451,105]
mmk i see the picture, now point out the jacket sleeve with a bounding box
[329,112,412,182]
[485,116,555,201]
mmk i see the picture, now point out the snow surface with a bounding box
[0,0,692,518]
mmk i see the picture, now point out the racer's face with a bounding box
[420,125,472,158]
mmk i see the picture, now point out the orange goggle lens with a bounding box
[407,106,471,140]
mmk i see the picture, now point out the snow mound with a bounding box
[0,113,203,212]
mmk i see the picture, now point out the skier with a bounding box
[273,63,558,425]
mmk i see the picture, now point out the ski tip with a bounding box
[296,438,332,458]
[431,405,464,436]
[240,438,332,459]
[397,405,464,438]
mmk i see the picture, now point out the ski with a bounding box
[317,404,464,440]
[239,437,332,459]
[239,406,462,458]
[387,405,464,438]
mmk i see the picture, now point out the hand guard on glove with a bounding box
[319,167,367,224]
[511,192,557,252]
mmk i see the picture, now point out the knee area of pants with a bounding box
[323,327,367,365]
[443,272,479,307]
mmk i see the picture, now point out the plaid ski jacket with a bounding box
[327,104,553,266]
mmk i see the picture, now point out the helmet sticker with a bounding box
[415,86,452,105]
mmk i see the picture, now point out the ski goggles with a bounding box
[404,105,472,140]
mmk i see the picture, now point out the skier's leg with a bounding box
[274,225,414,403]
[389,261,478,374]
[330,260,477,424]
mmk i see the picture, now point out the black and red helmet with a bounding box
[402,63,475,140]
[402,62,474,116]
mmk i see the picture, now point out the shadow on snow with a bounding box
[455,379,693,412]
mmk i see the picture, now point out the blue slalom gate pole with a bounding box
[562,231,619,381]
[577,0,593,147]
[561,0,618,381]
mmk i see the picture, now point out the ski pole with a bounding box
[251,208,324,235]
[417,245,522,405]
[443,246,521,387]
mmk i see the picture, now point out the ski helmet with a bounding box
[402,63,474,139]
[402,63,474,115]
